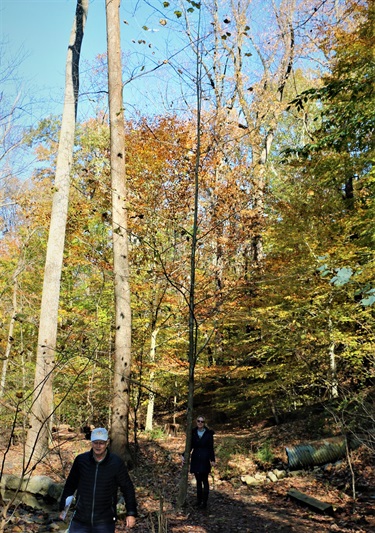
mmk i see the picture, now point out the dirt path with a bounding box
[1,430,374,532]
[125,433,374,533]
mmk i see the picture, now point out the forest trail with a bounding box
[1,427,374,532]
[129,430,374,532]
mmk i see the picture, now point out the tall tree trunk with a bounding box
[105,0,132,464]
[328,315,338,398]
[0,268,20,398]
[225,0,295,267]
[26,0,88,463]
[177,16,203,508]
[145,327,159,432]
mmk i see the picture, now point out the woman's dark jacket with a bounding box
[189,427,215,474]
[59,449,137,524]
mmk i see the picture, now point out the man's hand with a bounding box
[126,515,136,529]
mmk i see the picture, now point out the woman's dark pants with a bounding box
[194,472,209,507]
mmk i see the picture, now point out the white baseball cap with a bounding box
[91,428,109,441]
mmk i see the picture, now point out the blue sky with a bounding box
[2,0,105,117]
[1,0,181,123]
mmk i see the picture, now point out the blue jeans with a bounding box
[68,519,116,533]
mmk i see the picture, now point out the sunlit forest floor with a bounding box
[1,414,374,532]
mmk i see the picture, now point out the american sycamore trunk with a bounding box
[328,316,339,398]
[145,327,159,432]
[221,0,295,266]
[26,0,88,463]
[105,0,132,463]
[0,267,20,398]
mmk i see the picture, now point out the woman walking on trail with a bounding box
[186,415,216,509]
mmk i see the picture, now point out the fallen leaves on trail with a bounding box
[1,424,374,532]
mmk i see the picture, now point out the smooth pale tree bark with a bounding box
[145,327,159,432]
[218,0,296,266]
[105,0,132,463]
[0,267,20,398]
[328,315,339,398]
[1,229,36,399]
[26,0,88,462]
[144,277,170,432]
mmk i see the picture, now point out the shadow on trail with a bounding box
[129,437,336,533]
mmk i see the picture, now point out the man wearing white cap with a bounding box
[59,427,137,532]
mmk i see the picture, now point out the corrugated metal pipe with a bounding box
[286,435,359,470]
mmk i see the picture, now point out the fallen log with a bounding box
[287,488,334,515]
